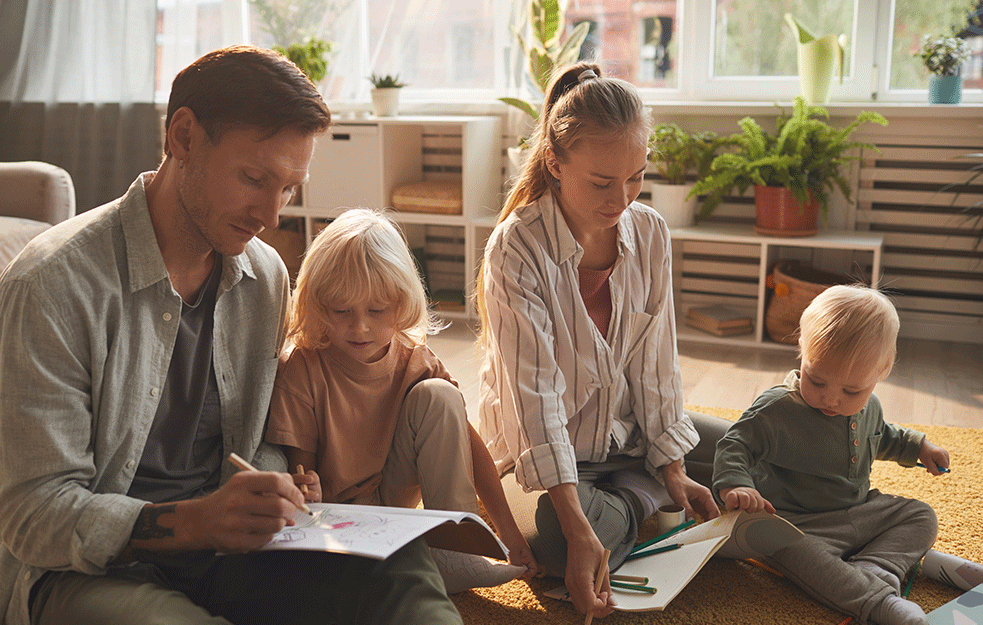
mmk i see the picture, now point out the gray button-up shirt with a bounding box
[0,173,289,625]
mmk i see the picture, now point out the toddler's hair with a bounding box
[287,208,441,350]
[799,284,900,379]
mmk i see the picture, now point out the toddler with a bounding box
[266,208,537,586]
[712,285,949,625]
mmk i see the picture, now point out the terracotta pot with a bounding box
[754,186,819,237]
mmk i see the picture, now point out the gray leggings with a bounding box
[764,491,937,624]
[500,410,730,576]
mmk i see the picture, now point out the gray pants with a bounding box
[30,538,462,625]
[501,410,731,576]
[764,490,938,625]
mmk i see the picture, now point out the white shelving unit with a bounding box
[281,115,503,319]
[670,225,884,349]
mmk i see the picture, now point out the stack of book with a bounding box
[685,305,753,337]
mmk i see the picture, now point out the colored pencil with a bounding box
[743,558,784,578]
[610,580,657,594]
[915,462,950,473]
[610,574,649,584]
[228,452,312,515]
[902,560,921,598]
[624,543,681,562]
[629,518,695,554]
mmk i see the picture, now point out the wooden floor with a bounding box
[429,321,982,430]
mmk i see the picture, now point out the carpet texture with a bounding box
[453,405,980,624]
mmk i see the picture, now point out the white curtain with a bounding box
[0,0,161,212]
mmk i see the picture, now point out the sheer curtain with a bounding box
[0,0,161,212]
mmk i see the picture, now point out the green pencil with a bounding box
[625,543,682,561]
[902,560,921,598]
[610,580,657,594]
[629,518,695,554]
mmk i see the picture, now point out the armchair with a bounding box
[0,161,76,269]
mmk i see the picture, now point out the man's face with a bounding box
[177,125,315,257]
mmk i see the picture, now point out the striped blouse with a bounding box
[478,192,699,492]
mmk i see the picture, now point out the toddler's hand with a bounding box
[294,465,322,503]
[720,487,775,514]
[917,439,950,476]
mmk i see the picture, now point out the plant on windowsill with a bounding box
[915,34,972,104]
[368,74,407,117]
[647,123,737,228]
[499,0,590,171]
[687,96,888,236]
[249,0,345,87]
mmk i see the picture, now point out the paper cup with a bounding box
[657,504,686,534]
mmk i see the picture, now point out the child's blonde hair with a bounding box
[287,208,441,350]
[798,285,900,380]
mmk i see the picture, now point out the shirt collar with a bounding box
[119,172,256,295]
[536,191,637,265]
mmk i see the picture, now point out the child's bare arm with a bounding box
[467,424,539,578]
[719,486,776,514]
[283,446,321,503]
[917,438,950,475]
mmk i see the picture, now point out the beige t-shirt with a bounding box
[267,340,454,504]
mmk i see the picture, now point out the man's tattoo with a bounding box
[131,504,177,540]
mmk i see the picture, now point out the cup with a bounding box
[657,504,686,535]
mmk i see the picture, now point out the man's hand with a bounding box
[565,534,615,618]
[719,486,775,514]
[662,461,721,521]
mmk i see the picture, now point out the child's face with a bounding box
[324,298,398,363]
[798,355,883,417]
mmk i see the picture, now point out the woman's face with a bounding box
[547,133,648,237]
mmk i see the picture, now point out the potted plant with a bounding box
[275,38,332,83]
[648,123,736,228]
[915,34,972,104]
[688,97,887,236]
[499,0,590,174]
[368,73,406,117]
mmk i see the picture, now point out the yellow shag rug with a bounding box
[453,405,980,624]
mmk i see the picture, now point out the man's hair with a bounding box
[164,44,331,155]
[287,208,443,350]
[799,284,900,379]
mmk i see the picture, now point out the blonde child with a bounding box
[713,285,950,625]
[266,208,537,589]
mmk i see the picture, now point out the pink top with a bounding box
[578,264,614,339]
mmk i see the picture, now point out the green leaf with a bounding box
[498,97,539,121]
[530,0,562,49]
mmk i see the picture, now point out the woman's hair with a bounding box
[799,284,900,380]
[164,45,331,156]
[287,208,442,350]
[475,62,651,346]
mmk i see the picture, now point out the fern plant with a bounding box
[648,123,737,185]
[688,97,887,223]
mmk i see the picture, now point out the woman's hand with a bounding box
[662,460,720,521]
[719,486,775,514]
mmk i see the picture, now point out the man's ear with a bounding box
[166,106,199,163]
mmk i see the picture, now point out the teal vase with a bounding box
[928,75,962,104]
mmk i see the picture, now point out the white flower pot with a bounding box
[650,181,698,229]
[371,88,401,117]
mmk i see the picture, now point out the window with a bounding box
[155,0,983,103]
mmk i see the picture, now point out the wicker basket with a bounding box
[765,260,852,344]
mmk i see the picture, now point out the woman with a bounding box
[476,62,729,618]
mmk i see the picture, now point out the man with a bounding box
[0,45,462,625]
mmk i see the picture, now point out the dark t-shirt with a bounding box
[128,257,224,503]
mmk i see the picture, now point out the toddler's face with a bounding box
[798,355,883,417]
[323,298,398,363]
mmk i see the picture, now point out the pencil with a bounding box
[610,574,649,584]
[629,518,695,554]
[609,580,657,594]
[836,617,853,625]
[742,558,784,578]
[902,560,921,598]
[915,462,950,473]
[296,464,309,496]
[584,549,610,625]
[228,452,313,515]
[624,543,681,562]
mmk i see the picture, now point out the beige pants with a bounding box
[378,378,479,515]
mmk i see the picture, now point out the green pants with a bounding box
[30,538,462,625]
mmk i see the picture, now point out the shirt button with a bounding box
[162,312,172,322]
[851,456,858,464]
[851,422,858,430]
[150,387,158,397]
[854,439,860,446]
[126,460,135,470]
